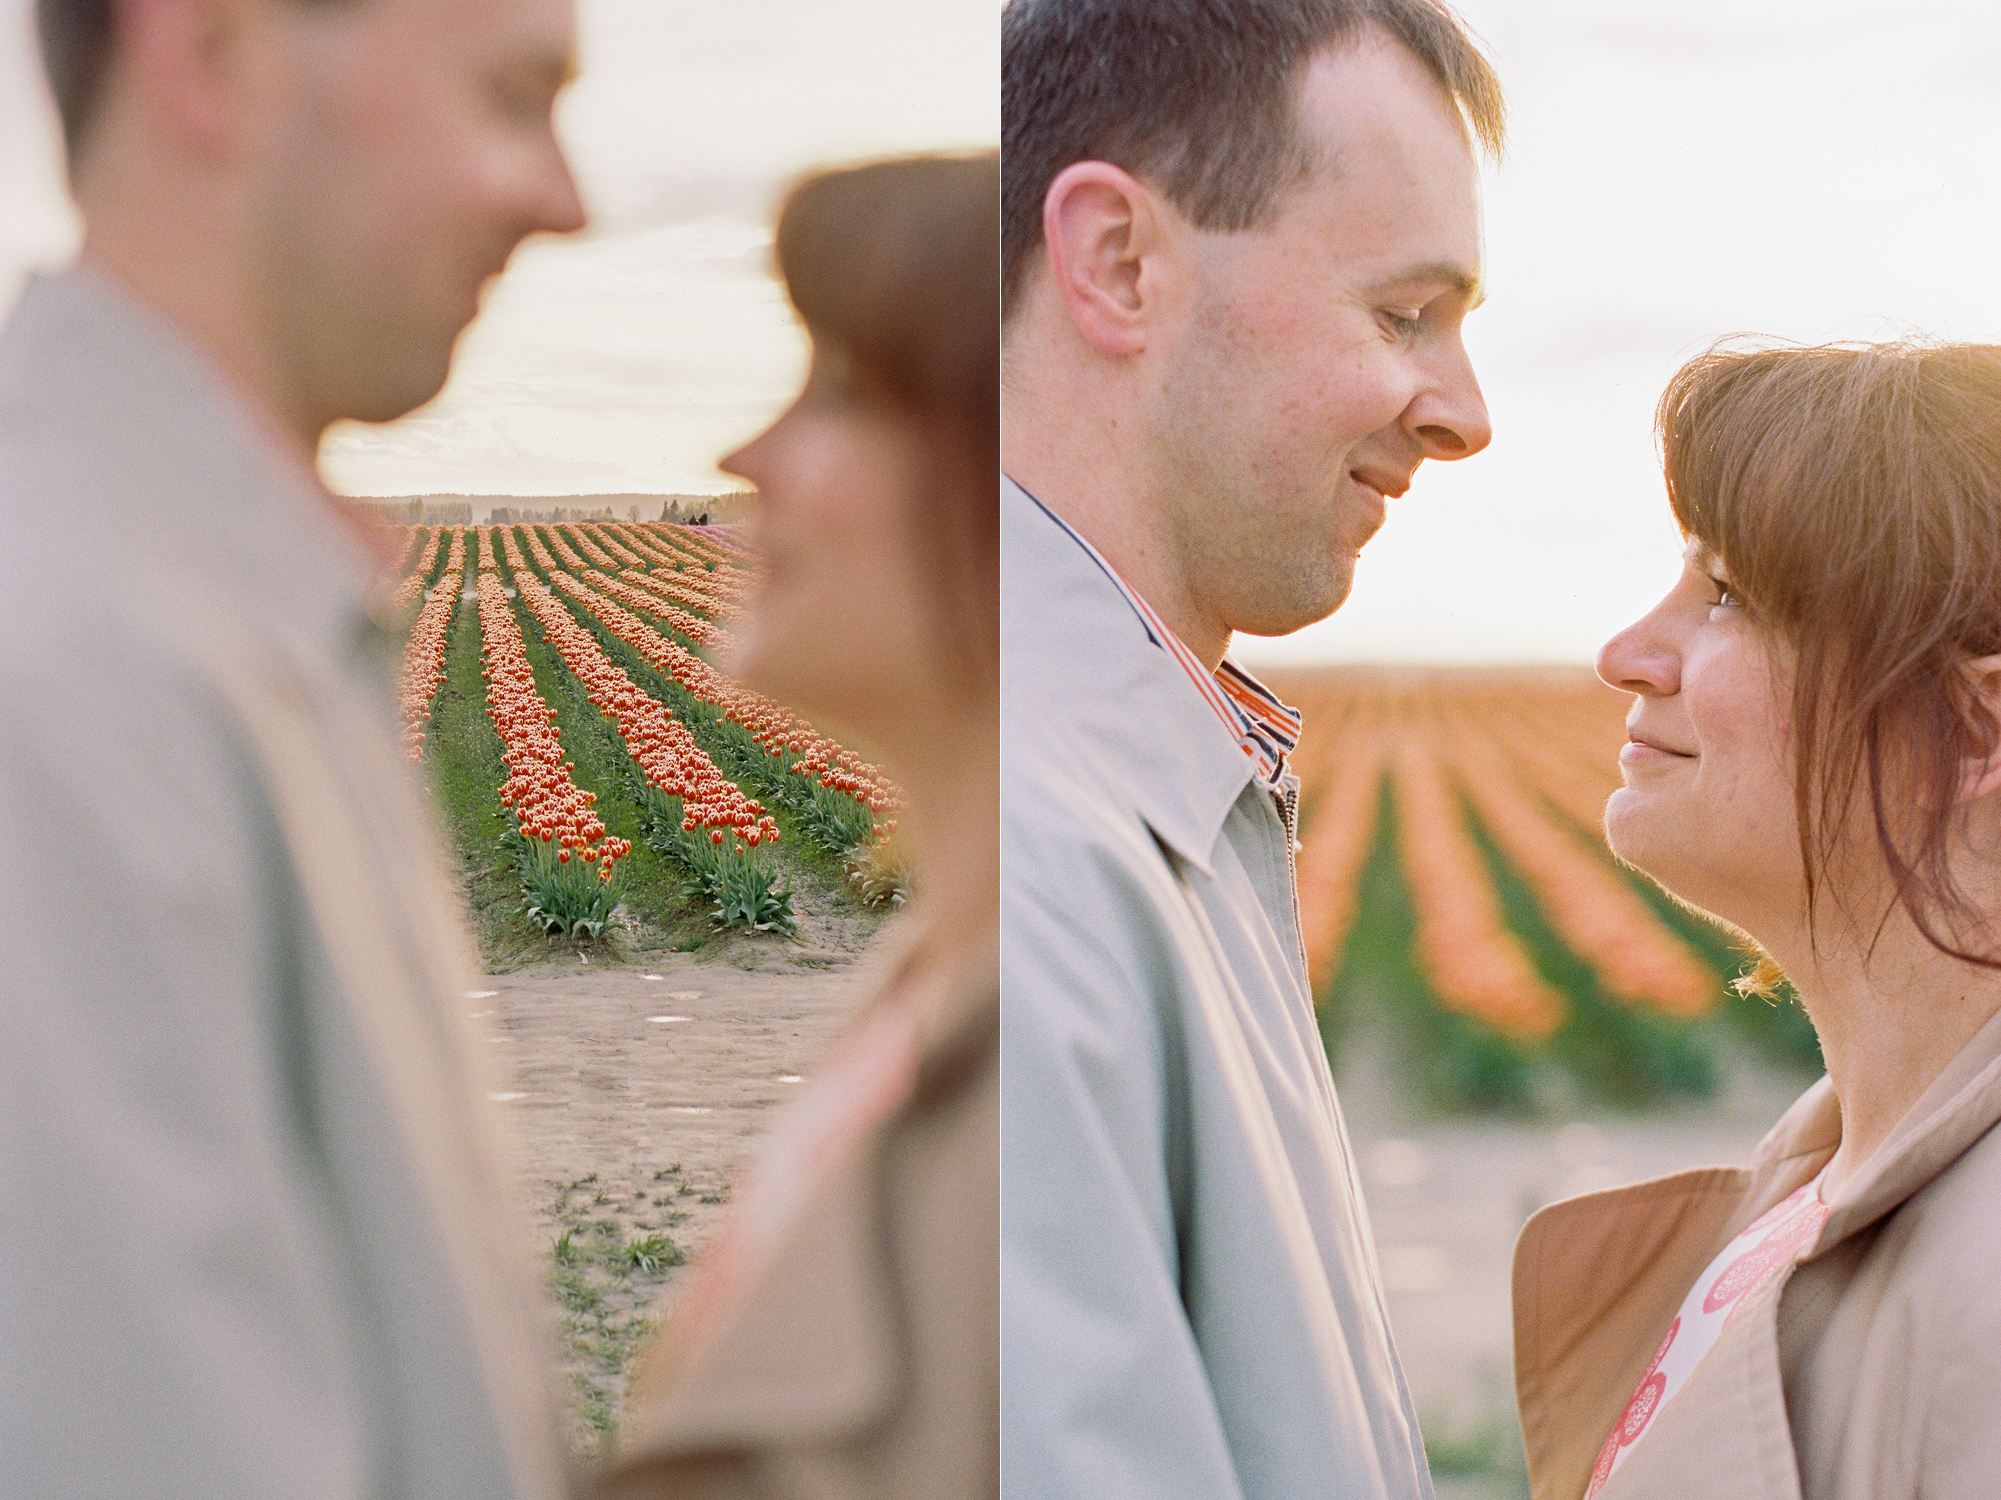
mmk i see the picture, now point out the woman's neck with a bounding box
[1774,913,2001,1196]
[866,700,1000,1004]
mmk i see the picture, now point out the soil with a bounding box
[481,901,900,1455]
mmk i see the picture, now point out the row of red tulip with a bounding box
[513,571,779,851]
[396,568,462,761]
[634,567,743,623]
[1283,672,1721,1025]
[390,525,424,578]
[541,526,590,572]
[607,523,683,569]
[386,526,446,612]
[1446,708,1715,1019]
[546,570,899,819]
[590,569,734,650]
[485,531,880,818]
[514,525,559,572]
[558,524,618,569]
[476,572,630,883]
[636,524,756,587]
[1392,736,1570,1042]
[585,526,647,568]
[497,525,529,573]
[681,522,756,563]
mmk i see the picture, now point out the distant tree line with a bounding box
[351,491,756,526]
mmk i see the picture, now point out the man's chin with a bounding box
[1229,580,1357,640]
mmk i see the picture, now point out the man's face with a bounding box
[1147,28,1490,642]
[253,0,584,433]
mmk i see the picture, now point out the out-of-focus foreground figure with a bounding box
[0,0,584,1495]
[599,153,999,1500]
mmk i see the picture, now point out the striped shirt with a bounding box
[1022,488,1302,787]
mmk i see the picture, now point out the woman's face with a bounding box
[721,340,942,742]
[1596,538,1807,931]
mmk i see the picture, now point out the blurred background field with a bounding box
[1271,666,1824,1495]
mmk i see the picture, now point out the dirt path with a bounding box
[481,931,898,1452]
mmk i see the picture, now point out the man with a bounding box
[1000,1,1501,1495]
[0,0,583,1494]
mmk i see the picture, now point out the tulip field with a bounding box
[389,520,898,959]
[1272,666,1822,1112]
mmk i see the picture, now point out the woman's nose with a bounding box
[1597,599,1680,697]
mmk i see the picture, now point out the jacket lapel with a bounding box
[1515,1084,1841,1500]
[1513,1167,1748,1500]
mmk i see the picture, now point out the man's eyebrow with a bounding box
[1378,261,1485,309]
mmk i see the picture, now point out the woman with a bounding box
[598,153,997,1498]
[1513,341,2001,1500]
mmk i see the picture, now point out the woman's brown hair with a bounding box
[1658,340,2001,978]
[773,152,999,689]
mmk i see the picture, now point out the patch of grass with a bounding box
[622,1233,685,1275]
[1423,1408,1530,1496]
[540,1170,692,1457]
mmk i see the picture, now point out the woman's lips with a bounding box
[1619,736,1694,765]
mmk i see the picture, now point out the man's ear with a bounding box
[1040,161,1174,359]
[117,0,272,163]
[1957,653,2001,803]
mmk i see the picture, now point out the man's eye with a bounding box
[1380,308,1422,340]
[1708,575,1741,608]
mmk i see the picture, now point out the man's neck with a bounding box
[1007,463,1231,671]
[76,135,323,467]
[1003,306,1235,671]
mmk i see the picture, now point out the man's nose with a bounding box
[1407,349,1492,461]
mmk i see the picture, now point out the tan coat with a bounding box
[1514,1005,2001,1500]
[599,965,997,1500]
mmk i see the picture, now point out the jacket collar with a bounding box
[1000,474,1263,875]
[1810,1001,2001,1246]
[1515,1003,2001,1500]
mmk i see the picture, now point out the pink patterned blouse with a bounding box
[1586,1172,1832,1497]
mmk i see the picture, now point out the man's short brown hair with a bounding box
[36,0,114,157]
[1001,0,1504,318]
[36,0,352,163]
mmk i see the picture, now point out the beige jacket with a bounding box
[1514,1006,2001,1500]
[600,962,997,1500]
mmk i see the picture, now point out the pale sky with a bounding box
[5,1,1998,662]
[0,0,1000,496]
